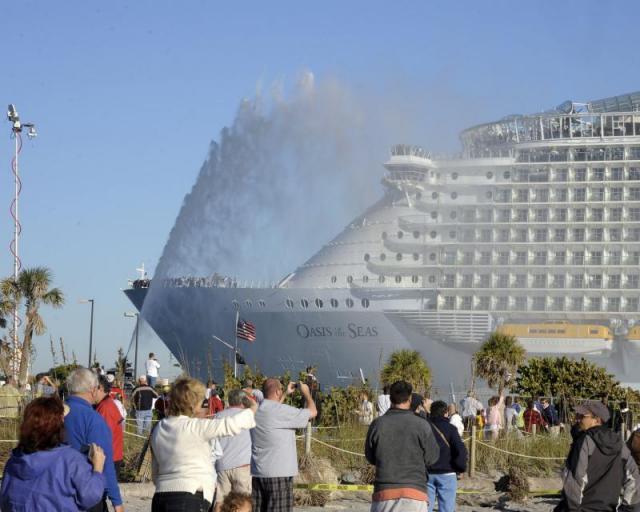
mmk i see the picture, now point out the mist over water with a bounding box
[153,72,401,283]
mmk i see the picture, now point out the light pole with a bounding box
[124,312,139,379]
[79,299,95,367]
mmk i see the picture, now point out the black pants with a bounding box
[86,498,108,512]
[114,459,123,482]
[152,491,211,512]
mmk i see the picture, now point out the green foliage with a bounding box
[513,356,635,403]
[380,350,431,394]
[48,363,80,386]
[474,332,526,394]
[315,384,373,427]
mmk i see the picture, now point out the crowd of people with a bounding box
[2,360,640,512]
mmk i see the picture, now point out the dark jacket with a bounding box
[555,425,640,512]
[427,416,467,474]
[131,385,158,411]
[541,404,559,426]
[365,408,440,493]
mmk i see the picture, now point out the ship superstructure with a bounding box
[126,91,640,391]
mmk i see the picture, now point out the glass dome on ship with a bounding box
[126,91,640,393]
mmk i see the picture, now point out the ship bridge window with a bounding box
[232,300,240,311]
[315,298,323,308]
[258,300,266,308]
[430,211,437,219]
[380,253,386,261]
[450,211,457,220]
[345,298,354,308]
[347,275,354,283]
[413,231,420,239]
[414,253,421,261]
[589,328,599,335]
[361,298,370,308]
[451,192,458,199]
[486,171,493,179]
[503,171,511,179]
[432,192,439,200]
[427,275,435,284]
[449,231,457,239]
[301,299,309,309]
[396,253,402,261]
[330,298,338,308]
[413,275,420,284]
[331,275,337,283]
[285,298,294,309]
[364,254,370,262]
[397,231,404,239]
[452,172,459,180]
[395,275,402,283]
[485,191,493,199]
[378,275,385,283]
[430,231,437,239]
[245,300,253,308]
[362,275,369,283]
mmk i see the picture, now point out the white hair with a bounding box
[67,368,98,394]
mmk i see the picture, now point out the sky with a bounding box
[2,1,640,378]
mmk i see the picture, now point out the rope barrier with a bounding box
[476,440,566,460]
[293,483,561,495]
[311,437,366,457]
[124,431,149,439]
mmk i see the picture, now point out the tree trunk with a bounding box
[18,315,35,388]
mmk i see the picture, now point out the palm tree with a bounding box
[473,331,526,395]
[1,267,64,386]
[380,349,431,395]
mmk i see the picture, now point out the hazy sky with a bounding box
[3,1,640,377]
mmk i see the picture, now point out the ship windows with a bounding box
[331,275,337,283]
[609,251,622,265]
[258,300,266,308]
[554,208,567,221]
[362,275,369,283]
[330,298,339,308]
[461,297,473,310]
[626,297,639,311]
[630,168,640,180]
[554,169,568,182]
[515,252,527,265]
[452,172,459,180]
[364,254,370,262]
[554,229,566,242]
[608,275,621,289]
[610,228,622,241]
[486,171,493,179]
[395,275,402,283]
[533,275,547,288]
[574,209,585,222]
[430,211,437,219]
[591,168,605,181]
[534,209,548,222]
[397,231,404,239]
[285,298,294,309]
[378,275,385,283]
[571,274,584,288]
[588,298,602,312]
[315,298,324,308]
[413,231,420,239]
[571,297,584,311]
[232,300,240,311]
[361,298,370,308]
[485,191,493,200]
[443,297,456,310]
[432,192,439,200]
[428,253,436,261]
[591,188,605,201]
[396,253,403,261]
[346,298,354,308]
[380,253,386,261]
[574,188,586,201]
[610,188,623,201]
[533,251,547,265]
[532,297,546,311]
[590,229,603,242]
[503,171,511,180]
[630,188,640,201]
[245,300,253,308]
[429,231,437,239]
[630,209,640,222]
[552,274,565,288]
[574,169,587,181]
[449,230,457,239]
[450,211,457,220]
[572,228,585,242]
[450,192,458,199]
[347,275,354,284]
[534,229,548,242]
[610,168,624,181]
[515,190,529,202]
[300,299,309,309]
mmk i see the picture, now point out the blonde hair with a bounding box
[168,377,206,417]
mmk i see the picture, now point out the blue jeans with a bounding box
[147,375,157,388]
[136,409,153,435]
[427,473,457,512]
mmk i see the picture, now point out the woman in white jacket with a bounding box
[151,377,256,511]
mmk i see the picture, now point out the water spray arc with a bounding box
[6,105,37,376]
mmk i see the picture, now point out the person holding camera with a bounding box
[145,353,160,388]
[251,378,317,511]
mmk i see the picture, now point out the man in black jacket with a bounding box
[365,381,440,512]
[555,400,640,512]
[131,376,158,435]
[427,400,467,512]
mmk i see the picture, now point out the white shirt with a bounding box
[145,358,160,377]
[449,413,464,437]
[151,410,255,505]
[377,394,391,416]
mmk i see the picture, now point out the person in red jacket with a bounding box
[523,399,546,433]
[96,374,124,479]
[207,380,224,416]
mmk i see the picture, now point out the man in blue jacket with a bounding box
[427,400,468,512]
[64,368,124,512]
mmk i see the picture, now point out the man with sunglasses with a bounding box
[555,400,640,512]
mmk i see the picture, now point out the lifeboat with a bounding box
[496,322,613,355]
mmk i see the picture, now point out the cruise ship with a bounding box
[125,91,640,392]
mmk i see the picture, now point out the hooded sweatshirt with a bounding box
[556,425,640,512]
[0,444,104,511]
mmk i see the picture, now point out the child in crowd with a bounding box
[220,492,252,512]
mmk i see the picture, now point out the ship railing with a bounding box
[158,277,279,289]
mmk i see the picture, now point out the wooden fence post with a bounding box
[532,423,537,436]
[469,425,477,478]
[305,422,312,455]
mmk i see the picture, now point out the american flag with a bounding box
[236,319,256,342]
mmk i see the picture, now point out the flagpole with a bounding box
[234,310,239,379]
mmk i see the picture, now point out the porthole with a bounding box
[380,253,386,261]
[330,298,339,308]
[362,275,369,283]
[429,253,436,261]
[397,231,404,239]
[245,300,253,308]
[396,253,403,261]
[315,298,324,308]
[346,298,354,308]
[381,232,387,240]
[379,275,386,283]
[452,172,459,180]
[430,231,437,239]
[364,253,370,262]
[503,171,511,179]
[430,211,437,219]
[285,298,294,309]
[450,211,457,220]
[412,275,419,284]
[486,191,493,199]
[449,231,456,239]
[361,298,370,308]
[413,231,420,239]
[451,192,458,199]
[395,275,402,283]
[486,171,494,179]
[232,300,240,311]
[428,275,436,283]
[413,253,420,261]
[347,275,353,284]
[301,299,309,309]
[432,192,439,200]
[258,300,266,308]
[331,275,337,283]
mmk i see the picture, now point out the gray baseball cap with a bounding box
[574,400,610,422]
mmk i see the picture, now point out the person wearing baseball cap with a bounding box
[555,400,640,512]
